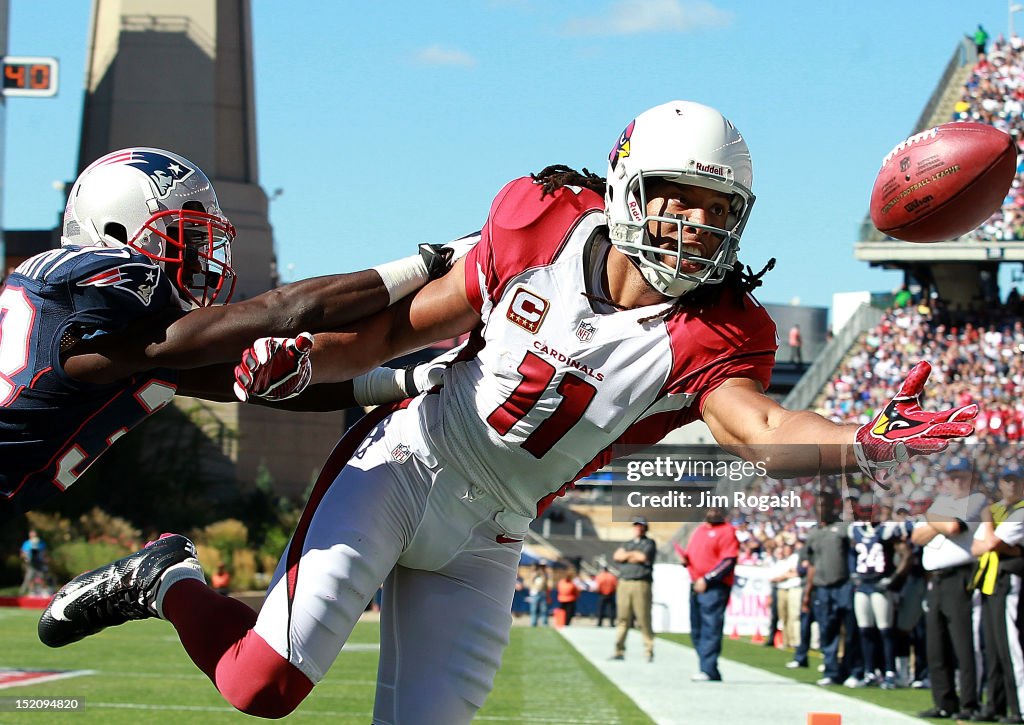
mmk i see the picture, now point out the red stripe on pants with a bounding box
[162,401,409,717]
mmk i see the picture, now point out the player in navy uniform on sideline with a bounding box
[0,147,451,520]
[848,508,914,689]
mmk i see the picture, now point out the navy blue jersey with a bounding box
[848,521,913,592]
[0,245,182,518]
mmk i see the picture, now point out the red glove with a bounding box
[854,361,977,487]
[233,332,313,402]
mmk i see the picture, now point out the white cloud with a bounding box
[564,0,732,37]
[414,45,478,68]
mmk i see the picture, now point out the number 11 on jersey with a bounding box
[486,351,597,459]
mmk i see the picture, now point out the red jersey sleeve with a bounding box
[464,177,603,313]
[693,350,777,418]
[571,291,778,480]
[661,290,778,419]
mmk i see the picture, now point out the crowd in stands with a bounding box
[676,283,1024,717]
[952,31,1024,242]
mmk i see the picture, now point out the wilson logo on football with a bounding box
[506,287,549,334]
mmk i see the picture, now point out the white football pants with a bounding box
[253,397,530,724]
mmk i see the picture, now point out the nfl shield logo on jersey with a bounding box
[391,443,412,464]
[576,321,596,342]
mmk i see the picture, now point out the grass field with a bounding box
[0,609,653,724]
[0,607,940,724]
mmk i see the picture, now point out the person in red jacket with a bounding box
[556,572,581,626]
[678,507,739,681]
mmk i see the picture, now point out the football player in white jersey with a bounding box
[42,101,977,723]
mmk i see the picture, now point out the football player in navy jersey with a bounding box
[0,147,451,520]
[848,502,914,689]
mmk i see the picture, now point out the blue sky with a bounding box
[2,1,1016,308]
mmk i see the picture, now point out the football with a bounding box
[869,122,1018,243]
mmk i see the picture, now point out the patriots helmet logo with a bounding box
[95,149,196,200]
[78,263,161,306]
[608,119,635,171]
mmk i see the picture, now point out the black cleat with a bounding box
[38,534,200,648]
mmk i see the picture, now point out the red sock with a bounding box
[162,578,313,717]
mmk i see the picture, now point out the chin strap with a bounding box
[634,254,700,298]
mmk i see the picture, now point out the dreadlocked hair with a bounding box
[531,164,607,198]
[636,257,777,324]
[529,164,775,324]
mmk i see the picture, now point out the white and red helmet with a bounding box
[61,147,236,308]
[605,100,755,298]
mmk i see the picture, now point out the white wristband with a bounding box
[352,367,411,406]
[372,254,430,304]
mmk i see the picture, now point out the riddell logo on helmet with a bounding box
[694,161,726,178]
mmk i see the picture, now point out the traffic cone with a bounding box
[774,629,784,647]
[751,627,765,644]
[729,625,740,640]
[806,714,841,725]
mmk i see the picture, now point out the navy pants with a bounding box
[690,584,731,680]
[528,594,548,627]
[813,580,863,681]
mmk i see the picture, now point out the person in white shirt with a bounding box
[911,455,989,719]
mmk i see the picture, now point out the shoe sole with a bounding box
[38,535,196,648]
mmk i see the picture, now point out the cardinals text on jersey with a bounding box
[420,177,778,517]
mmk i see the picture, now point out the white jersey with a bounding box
[416,177,777,517]
[250,177,776,723]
